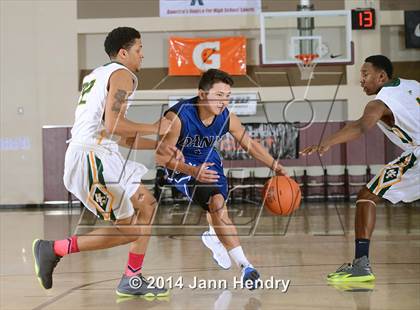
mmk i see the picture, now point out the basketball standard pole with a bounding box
[297,0,315,57]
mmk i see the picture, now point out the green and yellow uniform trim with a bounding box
[388,125,415,146]
[383,78,400,88]
[86,151,116,221]
[368,152,417,197]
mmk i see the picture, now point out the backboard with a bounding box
[259,10,353,66]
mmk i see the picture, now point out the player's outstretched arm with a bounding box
[118,136,158,149]
[104,69,172,137]
[229,113,287,176]
[300,99,388,156]
[157,111,219,183]
[118,135,184,164]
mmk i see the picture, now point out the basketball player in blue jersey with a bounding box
[158,69,287,289]
[301,55,419,283]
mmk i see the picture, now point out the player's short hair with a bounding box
[365,55,393,78]
[198,69,234,91]
[104,27,141,58]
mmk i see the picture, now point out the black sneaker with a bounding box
[32,239,61,289]
[116,274,169,297]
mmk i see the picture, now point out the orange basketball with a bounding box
[262,176,301,216]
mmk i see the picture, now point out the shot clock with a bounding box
[352,8,376,30]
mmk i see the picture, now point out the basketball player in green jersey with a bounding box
[301,55,419,282]
[32,27,181,298]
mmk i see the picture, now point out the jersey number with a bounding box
[78,79,96,105]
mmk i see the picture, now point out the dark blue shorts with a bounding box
[166,173,228,210]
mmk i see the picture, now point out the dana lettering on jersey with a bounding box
[179,135,222,148]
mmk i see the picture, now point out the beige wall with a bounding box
[78,3,418,117]
[0,1,78,204]
[1,0,418,204]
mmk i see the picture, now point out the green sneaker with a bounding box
[328,281,375,292]
[328,256,375,282]
[116,274,169,298]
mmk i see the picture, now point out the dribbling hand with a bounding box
[272,161,288,176]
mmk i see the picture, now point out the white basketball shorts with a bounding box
[367,147,419,204]
[63,143,148,220]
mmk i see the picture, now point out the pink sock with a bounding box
[124,252,145,276]
[53,236,80,257]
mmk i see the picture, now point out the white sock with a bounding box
[228,246,251,269]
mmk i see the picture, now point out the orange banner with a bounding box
[168,36,246,76]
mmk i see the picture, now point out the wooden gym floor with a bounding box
[0,201,419,310]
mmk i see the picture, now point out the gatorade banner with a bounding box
[160,0,261,17]
[168,37,246,76]
[218,123,299,160]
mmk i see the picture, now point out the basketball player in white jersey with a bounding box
[32,27,180,297]
[301,55,419,282]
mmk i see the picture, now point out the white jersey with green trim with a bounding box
[70,62,138,149]
[375,78,420,151]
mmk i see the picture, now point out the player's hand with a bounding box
[155,143,183,166]
[272,161,288,176]
[154,117,172,136]
[173,148,184,161]
[193,163,220,183]
[300,144,331,156]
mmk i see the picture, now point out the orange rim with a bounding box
[295,53,319,65]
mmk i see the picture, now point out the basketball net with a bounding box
[295,53,318,80]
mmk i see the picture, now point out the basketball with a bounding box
[262,176,301,216]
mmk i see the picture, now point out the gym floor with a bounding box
[1,201,419,310]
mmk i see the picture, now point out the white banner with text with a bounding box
[160,0,261,17]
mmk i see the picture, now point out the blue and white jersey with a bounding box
[164,96,230,199]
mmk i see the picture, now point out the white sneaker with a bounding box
[201,231,232,269]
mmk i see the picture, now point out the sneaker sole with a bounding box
[32,239,47,290]
[327,274,375,282]
[115,289,170,298]
[116,294,170,303]
[201,234,231,270]
[328,281,375,292]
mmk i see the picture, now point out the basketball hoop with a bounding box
[295,53,318,80]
